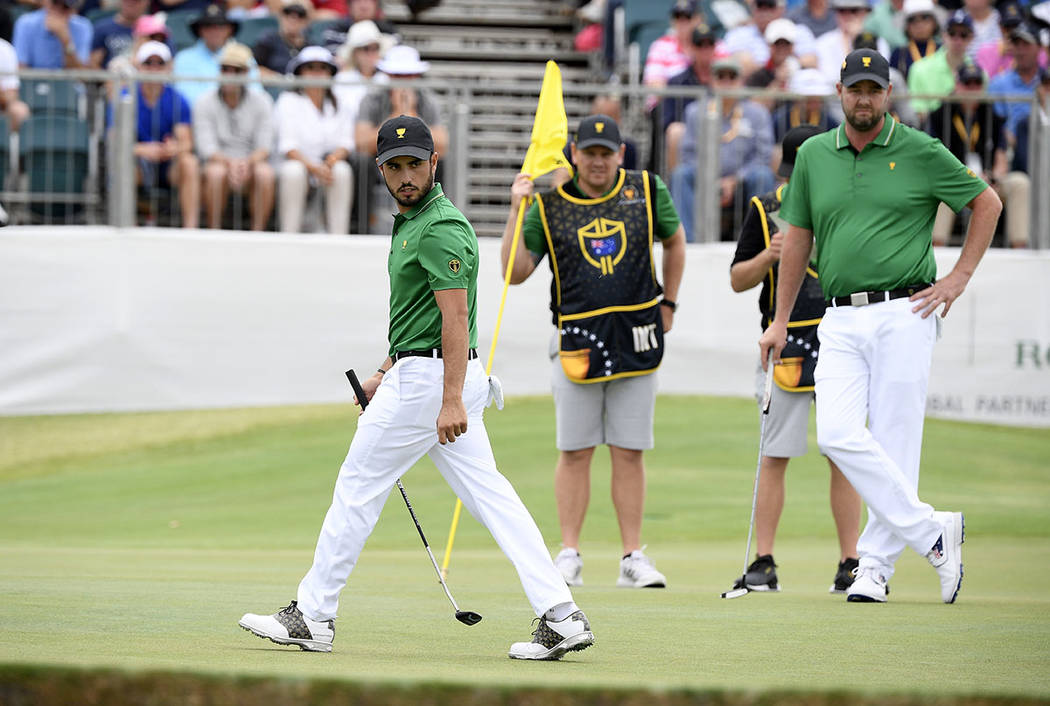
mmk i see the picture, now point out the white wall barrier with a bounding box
[1,227,1047,427]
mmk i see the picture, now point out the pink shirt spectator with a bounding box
[643,33,691,85]
[975,40,1049,78]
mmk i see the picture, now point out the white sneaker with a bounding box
[239,600,335,652]
[927,511,965,603]
[554,548,583,586]
[508,610,594,661]
[846,566,888,603]
[617,549,666,588]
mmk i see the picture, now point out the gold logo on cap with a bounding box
[396,128,406,138]
[595,122,605,133]
[862,56,872,67]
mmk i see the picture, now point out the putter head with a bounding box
[455,610,483,626]
[721,587,750,599]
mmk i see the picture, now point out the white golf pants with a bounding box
[297,356,572,621]
[814,297,943,579]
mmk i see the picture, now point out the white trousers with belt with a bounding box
[297,356,572,621]
[814,297,943,579]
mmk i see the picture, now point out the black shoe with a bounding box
[738,554,779,592]
[829,557,860,594]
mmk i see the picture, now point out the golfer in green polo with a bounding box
[240,116,595,662]
[759,49,1002,605]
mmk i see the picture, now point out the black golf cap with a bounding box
[840,48,890,88]
[778,125,822,178]
[957,63,984,84]
[574,114,622,151]
[376,115,435,166]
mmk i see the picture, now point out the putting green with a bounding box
[1,398,1047,701]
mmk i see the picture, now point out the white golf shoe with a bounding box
[846,566,889,603]
[554,548,583,586]
[508,610,594,661]
[927,511,965,603]
[239,600,335,652]
[617,549,666,588]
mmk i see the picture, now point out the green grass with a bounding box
[1,398,1049,701]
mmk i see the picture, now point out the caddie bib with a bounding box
[536,169,664,383]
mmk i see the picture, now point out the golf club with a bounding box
[345,369,483,626]
[721,355,775,600]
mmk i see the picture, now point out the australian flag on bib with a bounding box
[536,169,663,383]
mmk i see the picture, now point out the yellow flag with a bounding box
[520,60,572,180]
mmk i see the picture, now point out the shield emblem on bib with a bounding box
[577,217,627,275]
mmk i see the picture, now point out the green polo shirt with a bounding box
[780,114,987,299]
[907,48,968,115]
[387,183,479,356]
[521,170,680,256]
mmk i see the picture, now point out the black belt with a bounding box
[826,284,931,308]
[394,348,478,361]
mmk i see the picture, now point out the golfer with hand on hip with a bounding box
[501,114,686,589]
[241,116,595,660]
[759,49,1001,603]
[729,124,862,595]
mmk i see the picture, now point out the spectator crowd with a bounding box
[0,0,1047,244]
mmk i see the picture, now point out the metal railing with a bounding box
[1,68,1046,248]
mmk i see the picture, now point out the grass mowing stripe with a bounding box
[1,397,1048,699]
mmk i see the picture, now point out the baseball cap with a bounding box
[946,10,974,32]
[902,0,936,18]
[852,30,879,50]
[778,125,823,177]
[671,0,698,18]
[840,48,889,88]
[574,114,622,151]
[712,55,742,75]
[999,2,1024,28]
[136,40,172,65]
[133,14,169,38]
[765,18,798,44]
[789,67,831,95]
[832,0,870,10]
[376,115,435,166]
[219,41,252,69]
[956,63,984,84]
[691,24,717,44]
[1010,22,1038,44]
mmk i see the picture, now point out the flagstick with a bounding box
[440,198,527,580]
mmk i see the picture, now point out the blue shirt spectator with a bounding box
[89,0,150,68]
[13,2,92,68]
[987,25,1042,138]
[136,81,192,143]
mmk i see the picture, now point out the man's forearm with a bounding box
[440,306,468,404]
[772,225,813,325]
[660,226,686,301]
[954,187,1001,279]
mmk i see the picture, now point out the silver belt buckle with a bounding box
[850,292,870,306]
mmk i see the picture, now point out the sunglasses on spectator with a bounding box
[773,38,793,46]
[755,0,778,8]
[282,6,308,17]
[961,79,983,87]
[220,64,247,73]
[300,62,330,71]
[946,29,973,39]
[694,38,716,47]
[836,7,867,14]
[907,13,935,22]
[672,10,693,18]
[358,43,381,52]
[714,70,739,80]
[142,58,166,67]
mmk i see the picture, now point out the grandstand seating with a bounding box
[236,16,279,49]
[165,9,201,52]
[19,115,90,221]
[20,80,83,120]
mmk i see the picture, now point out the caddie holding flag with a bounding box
[500,111,687,589]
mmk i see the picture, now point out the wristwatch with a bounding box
[659,298,677,312]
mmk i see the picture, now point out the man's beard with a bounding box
[844,106,880,132]
[390,172,434,208]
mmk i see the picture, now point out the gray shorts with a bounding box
[551,338,657,451]
[755,362,814,458]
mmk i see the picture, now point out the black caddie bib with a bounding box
[536,169,664,383]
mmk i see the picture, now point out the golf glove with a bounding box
[486,374,504,411]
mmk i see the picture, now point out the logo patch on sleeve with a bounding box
[448,259,461,273]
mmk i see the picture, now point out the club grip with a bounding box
[345,369,368,411]
[761,354,774,415]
